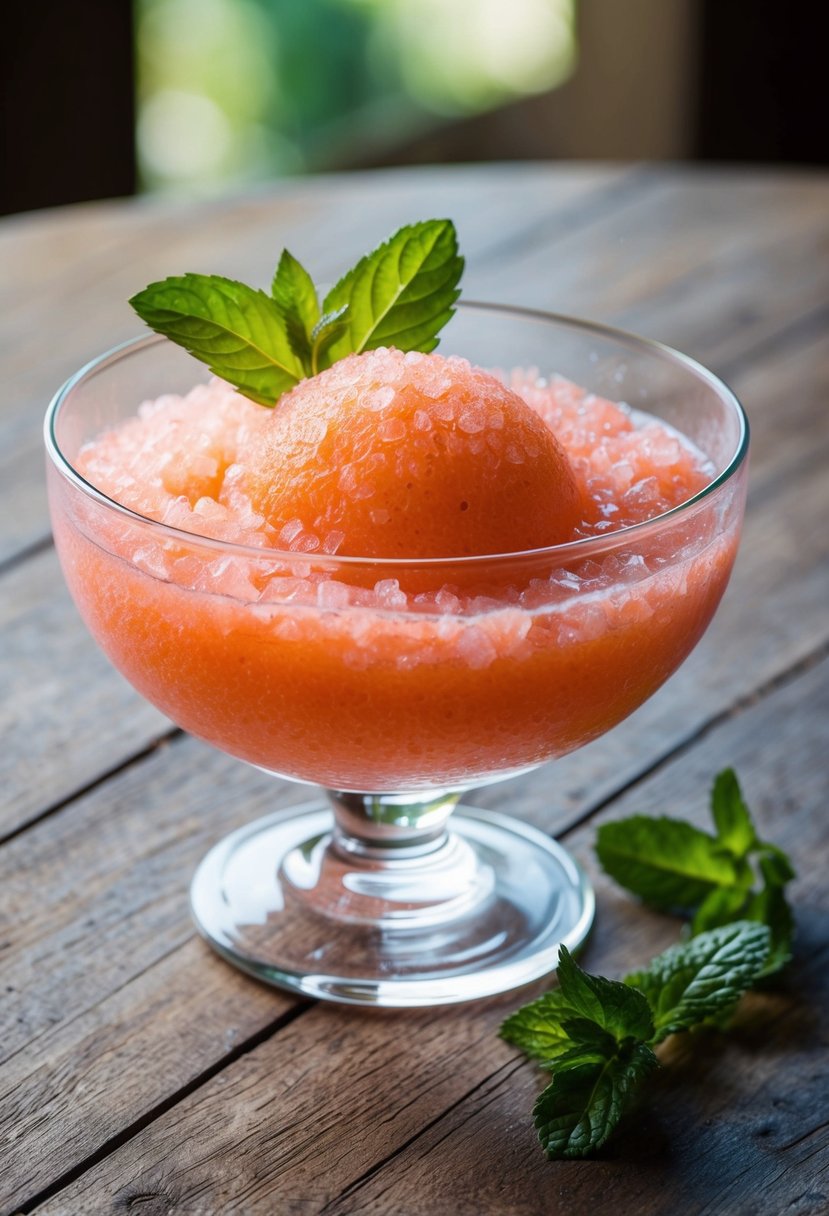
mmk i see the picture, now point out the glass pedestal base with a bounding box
[190,797,590,1006]
[191,801,594,1007]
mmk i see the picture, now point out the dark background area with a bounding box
[1,0,825,218]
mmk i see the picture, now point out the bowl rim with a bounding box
[43,301,749,570]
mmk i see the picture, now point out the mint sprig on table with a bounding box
[503,922,770,1159]
[501,769,796,1160]
[129,219,464,406]
[596,767,796,974]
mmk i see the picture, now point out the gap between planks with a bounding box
[315,1057,528,1216]
[0,534,53,580]
[716,299,829,384]
[14,1003,310,1216]
[0,729,181,850]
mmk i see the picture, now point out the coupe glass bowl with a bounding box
[44,304,748,1006]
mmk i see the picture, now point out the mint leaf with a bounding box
[596,816,749,911]
[711,769,756,859]
[560,1017,618,1050]
[691,886,791,979]
[130,275,303,406]
[549,1041,619,1071]
[625,921,771,1042]
[321,219,463,364]
[558,946,655,1043]
[270,249,320,371]
[686,785,796,975]
[757,844,796,887]
[533,1042,658,1159]
[500,989,577,1064]
[691,885,751,935]
[745,881,795,976]
[557,1019,619,1066]
[753,847,796,974]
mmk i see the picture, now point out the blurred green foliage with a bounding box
[135,0,576,192]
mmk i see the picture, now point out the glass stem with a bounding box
[326,789,462,858]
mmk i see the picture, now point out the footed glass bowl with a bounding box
[44,304,748,1006]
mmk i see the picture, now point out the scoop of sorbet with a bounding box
[237,348,583,559]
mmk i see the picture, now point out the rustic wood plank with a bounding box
[479,169,828,330]
[30,656,827,1216]
[473,170,829,387]
[3,169,827,1213]
[0,736,298,1066]
[0,164,628,564]
[2,333,826,1209]
[0,737,303,1214]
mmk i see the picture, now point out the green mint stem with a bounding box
[129,219,465,405]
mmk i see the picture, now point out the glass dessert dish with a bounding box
[45,304,748,1007]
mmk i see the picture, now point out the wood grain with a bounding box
[2,360,826,1206]
[32,659,828,1216]
[1,167,827,1216]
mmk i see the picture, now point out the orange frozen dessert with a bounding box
[51,348,740,791]
[237,349,582,559]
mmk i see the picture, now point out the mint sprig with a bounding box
[129,219,464,404]
[321,219,464,362]
[499,989,580,1066]
[502,923,770,1159]
[596,767,796,973]
[501,768,795,1161]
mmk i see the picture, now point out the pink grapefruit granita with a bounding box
[52,348,738,791]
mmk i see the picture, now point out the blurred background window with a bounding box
[134,0,577,193]
[1,0,824,216]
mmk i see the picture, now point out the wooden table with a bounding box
[2,165,827,1215]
